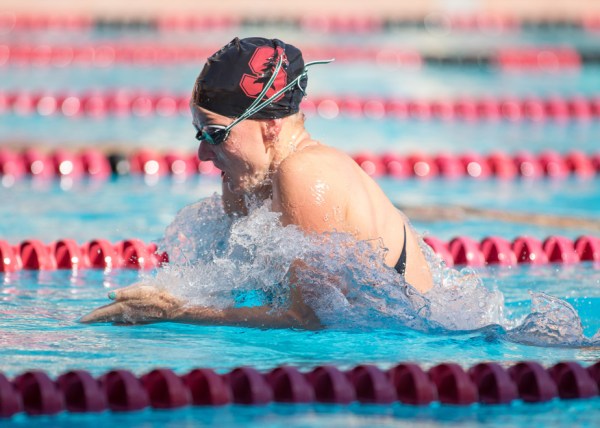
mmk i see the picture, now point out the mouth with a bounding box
[207,160,222,171]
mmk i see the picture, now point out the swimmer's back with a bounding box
[272,141,433,293]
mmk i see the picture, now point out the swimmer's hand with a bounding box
[79,284,184,324]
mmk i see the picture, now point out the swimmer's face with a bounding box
[192,106,273,194]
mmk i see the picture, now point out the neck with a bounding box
[270,120,310,170]
[235,113,311,202]
[249,121,310,202]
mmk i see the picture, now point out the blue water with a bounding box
[1,399,598,428]
[1,263,599,378]
[1,16,600,428]
[1,263,599,427]
[3,114,600,153]
[1,176,598,243]
[4,64,600,96]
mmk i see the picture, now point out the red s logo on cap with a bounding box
[240,46,288,101]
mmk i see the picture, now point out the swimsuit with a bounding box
[394,225,407,277]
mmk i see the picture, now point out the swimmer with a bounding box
[81,37,433,329]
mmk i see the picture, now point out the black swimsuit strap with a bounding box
[394,224,407,277]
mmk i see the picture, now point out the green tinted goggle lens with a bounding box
[195,126,229,145]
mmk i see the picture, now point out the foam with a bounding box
[154,196,599,347]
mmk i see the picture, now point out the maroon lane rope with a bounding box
[0,361,599,417]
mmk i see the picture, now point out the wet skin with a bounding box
[81,106,433,328]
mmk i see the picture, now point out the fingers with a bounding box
[83,284,182,324]
[79,302,126,323]
[109,285,183,308]
[109,284,156,302]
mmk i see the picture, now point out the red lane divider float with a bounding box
[3,91,600,122]
[0,43,595,70]
[0,361,598,417]
[0,239,168,272]
[2,13,600,33]
[425,235,600,267]
[354,150,600,179]
[1,148,598,181]
[0,147,221,180]
[0,235,598,273]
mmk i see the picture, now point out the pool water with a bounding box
[1,263,600,378]
[1,176,598,243]
[4,114,600,153]
[1,398,598,428]
[1,15,600,428]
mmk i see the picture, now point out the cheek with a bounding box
[227,139,266,169]
[222,140,245,164]
[248,149,270,171]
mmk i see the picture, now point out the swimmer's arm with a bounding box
[80,284,320,330]
[175,303,320,330]
[178,265,321,329]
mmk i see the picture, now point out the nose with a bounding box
[197,140,215,162]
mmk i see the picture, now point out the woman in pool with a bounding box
[81,37,433,328]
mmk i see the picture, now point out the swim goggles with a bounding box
[195,55,334,146]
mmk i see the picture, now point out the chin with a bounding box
[226,180,245,195]
[225,177,250,195]
[228,173,269,196]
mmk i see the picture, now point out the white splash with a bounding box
[154,196,599,347]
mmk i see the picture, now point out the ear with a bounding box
[260,119,283,144]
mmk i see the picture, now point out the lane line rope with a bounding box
[2,13,600,32]
[0,361,598,417]
[1,235,598,272]
[1,148,598,180]
[3,91,600,122]
[0,44,596,69]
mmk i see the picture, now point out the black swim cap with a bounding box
[192,37,307,119]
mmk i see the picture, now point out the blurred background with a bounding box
[1,5,600,427]
[1,0,599,244]
[3,0,600,18]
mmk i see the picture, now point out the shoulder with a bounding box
[272,141,355,229]
[275,142,355,186]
